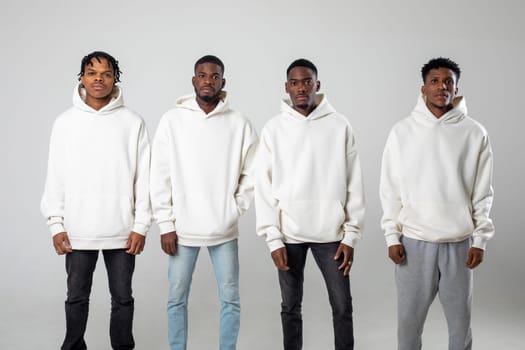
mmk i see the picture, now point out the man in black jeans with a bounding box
[41,51,151,349]
[255,58,365,349]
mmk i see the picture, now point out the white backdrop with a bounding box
[2,0,524,349]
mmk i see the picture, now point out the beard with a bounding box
[195,87,222,104]
[294,103,309,110]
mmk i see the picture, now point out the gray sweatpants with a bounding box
[396,236,473,350]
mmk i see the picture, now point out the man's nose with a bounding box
[298,82,307,91]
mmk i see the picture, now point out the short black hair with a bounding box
[194,55,225,74]
[78,51,122,83]
[286,58,318,78]
[421,57,461,82]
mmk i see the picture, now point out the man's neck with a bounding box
[426,100,453,119]
[85,96,112,111]
[294,104,317,117]
[196,97,220,114]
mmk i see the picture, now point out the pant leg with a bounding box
[167,245,200,350]
[396,237,440,350]
[208,239,241,350]
[437,239,473,350]
[279,243,308,350]
[103,249,136,350]
[62,250,99,350]
[310,242,354,350]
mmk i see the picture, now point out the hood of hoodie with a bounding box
[281,93,335,121]
[174,91,229,118]
[412,94,467,125]
[73,82,124,115]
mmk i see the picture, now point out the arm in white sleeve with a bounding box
[132,121,152,235]
[341,127,365,247]
[40,119,67,236]
[150,116,176,234]
[254,130,284,252]
[234,121,259,215]
[471,134,495,250]
[379,131,403,247]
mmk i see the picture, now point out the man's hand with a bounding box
[161,231,178,256]
[466,247,484,269]
[334,243,354,276]
[271,247,289,271]
[53,232,72,255]
[125,231,146,255]
[388,244,406,264]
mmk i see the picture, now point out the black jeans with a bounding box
[278,242,354,350]
[62,249,135,350]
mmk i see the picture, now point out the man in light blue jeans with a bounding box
[167,240,239,349]
[150,55,258,350]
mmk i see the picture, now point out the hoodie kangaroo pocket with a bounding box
[173,194,238,235]
[280,199,345,236]
[64,194,133,235]
[402,201,474,239]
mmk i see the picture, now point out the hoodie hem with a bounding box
[281,231,345,245]
[69,237,129,250]
[177,227,239,247]
[401,231,473,244]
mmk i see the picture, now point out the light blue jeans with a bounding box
[167,239,240,350]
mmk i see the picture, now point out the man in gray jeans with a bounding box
[380,57,495,350]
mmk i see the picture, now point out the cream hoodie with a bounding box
[41,83,151,249]
[255,94,365,252]
[380,95,495,249]
[150,93,258,246]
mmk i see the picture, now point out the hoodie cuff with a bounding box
[50,223,66,236]
[385,232,402,247]
[132,223,148,236]
[341,233,359,248]
[159,221,176,235]
[472,236,487,250]
[267,239,285,252]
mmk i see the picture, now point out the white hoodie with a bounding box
[150,93,258,246]
[380,95,495,249]
[41,83,151,249]
[255,94,365,252]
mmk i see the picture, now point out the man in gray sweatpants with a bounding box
[379,57,495,350]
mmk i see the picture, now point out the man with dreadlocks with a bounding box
[380,57,495,350]
[41,51,151,350]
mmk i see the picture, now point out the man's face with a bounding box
[285,66,320,116]
[80,57,115,102]
[192,63,225,103]
[421,67,458,117]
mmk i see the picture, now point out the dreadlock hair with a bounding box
[421,57,461,83]
[194,55,225,75]
[78,51,122,83]
[286,58,318,78]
